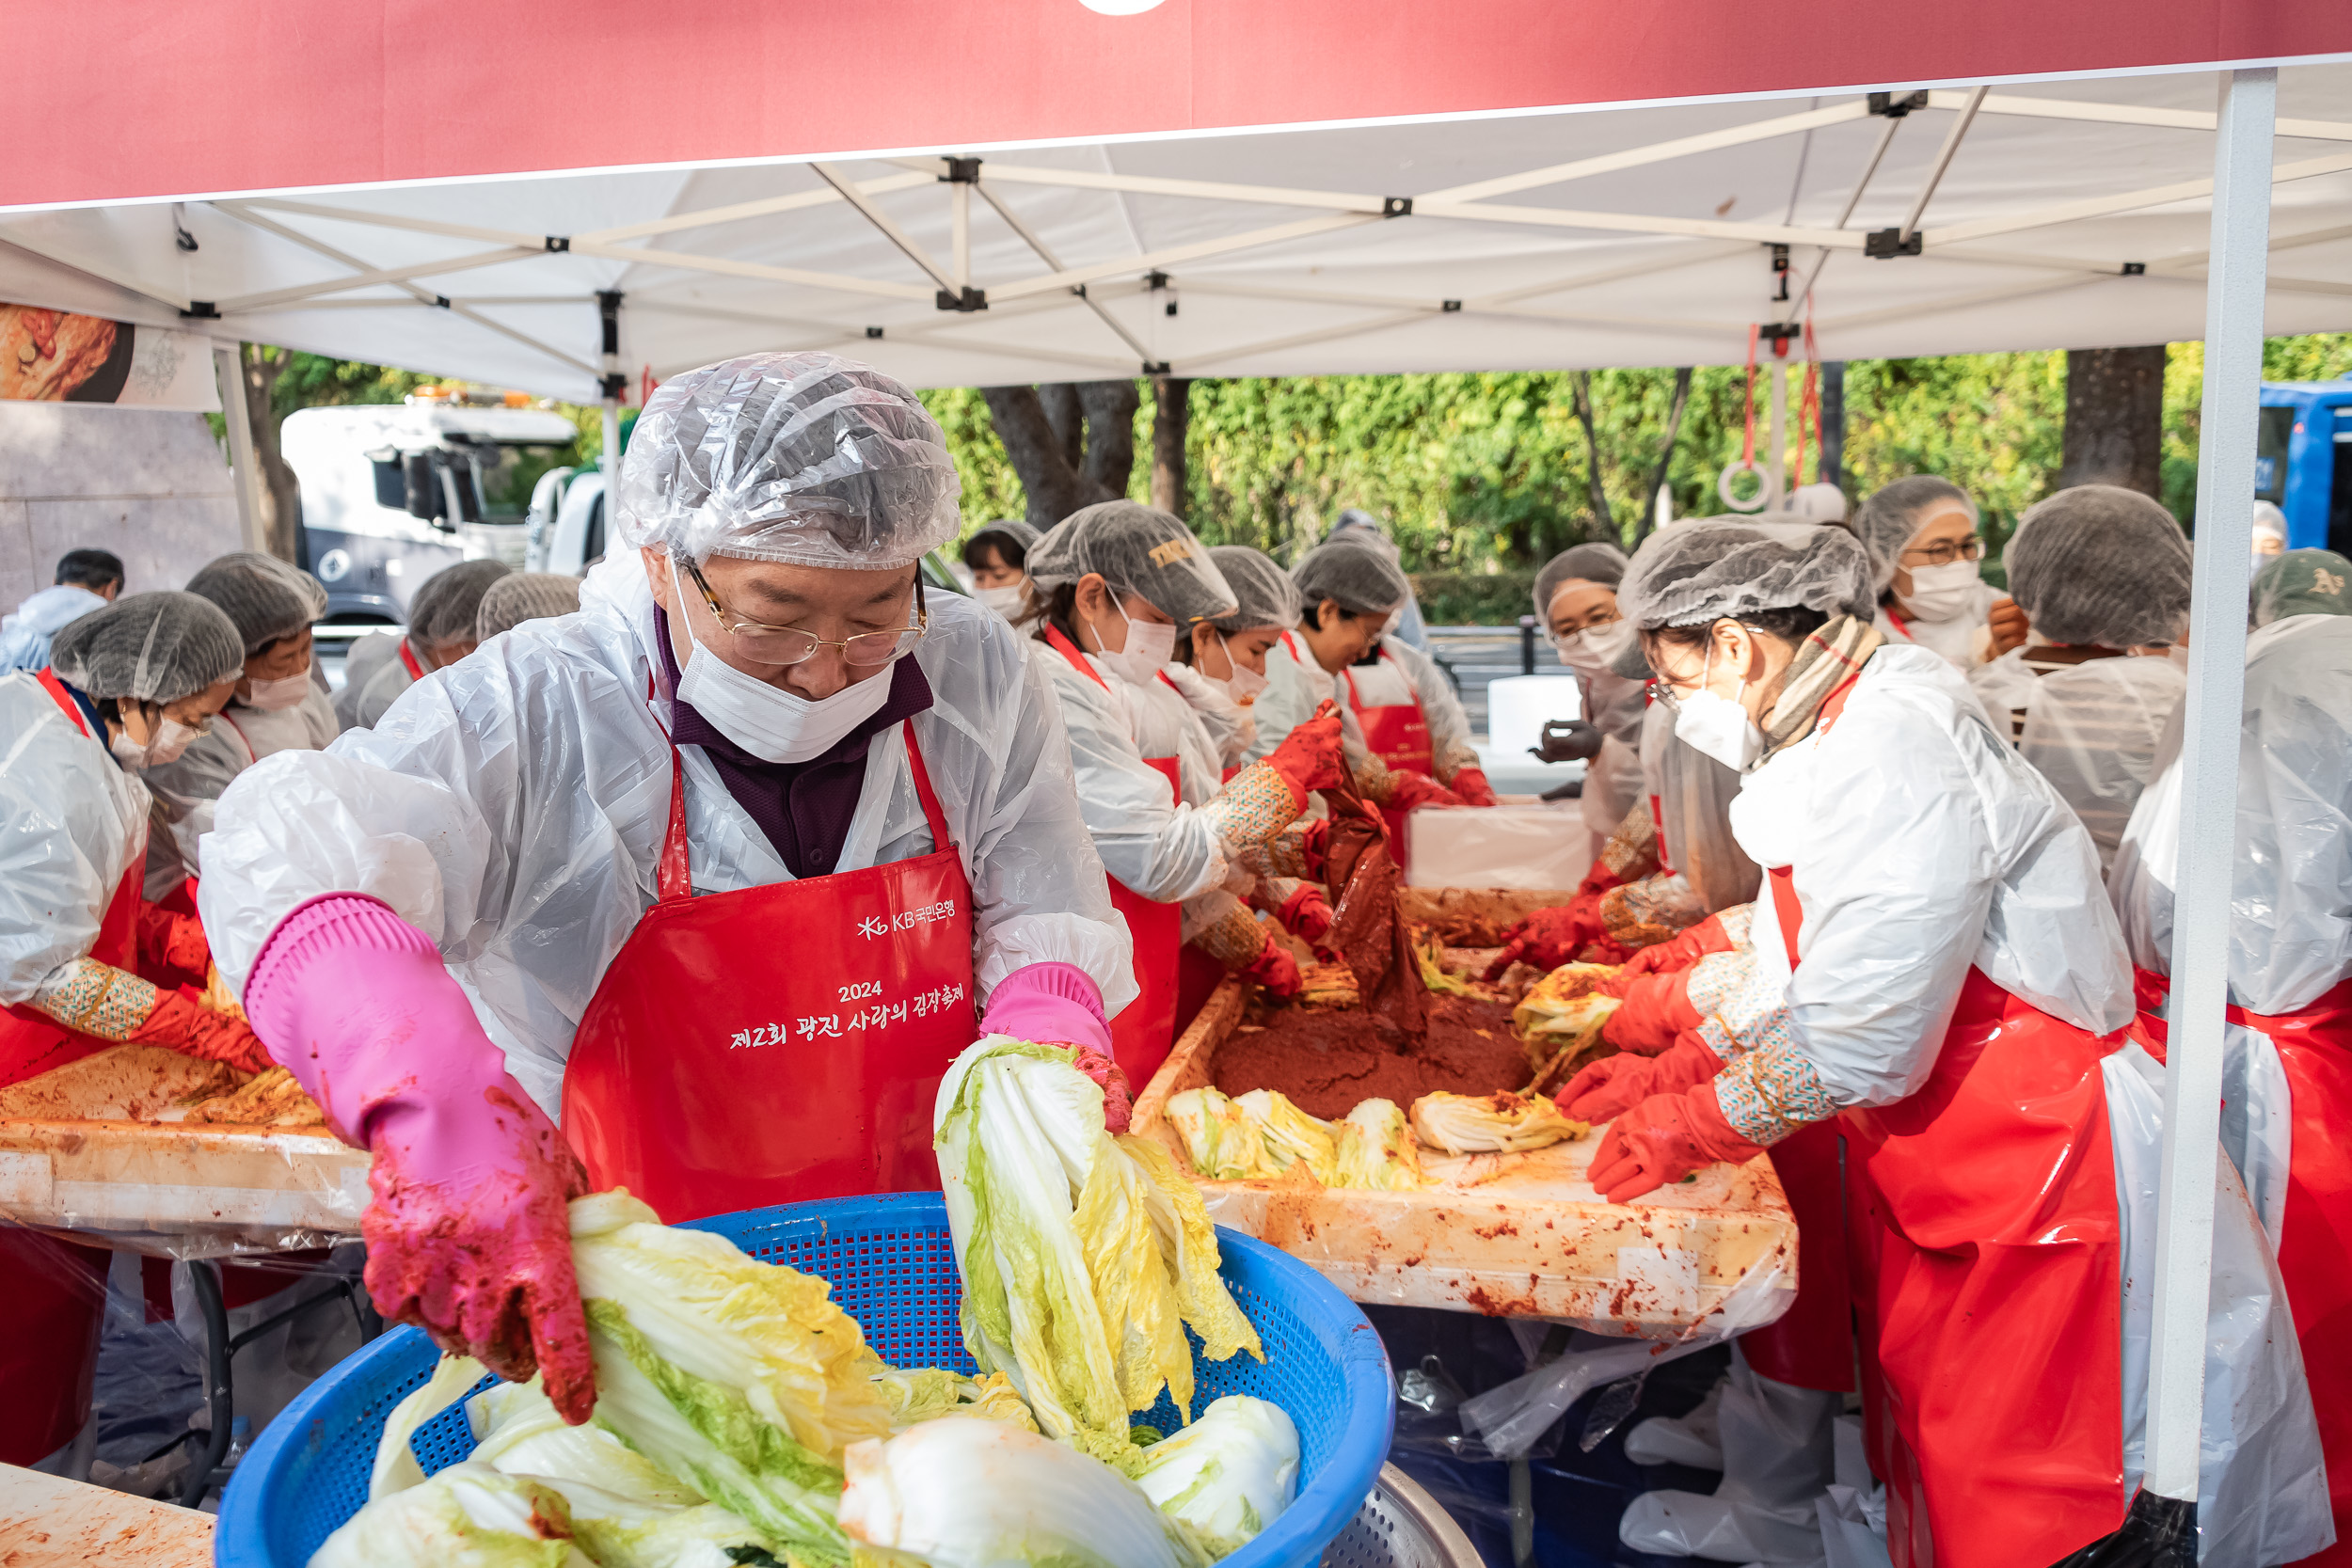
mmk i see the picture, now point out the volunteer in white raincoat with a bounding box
[1022,504,1345,1084]
[1851,477,2004,669]
[202,353,1135,1430]
[2112,545,2352,1563]
[1965,486,2190,872]
[0,547,121,673]
[1580,520,2327,1568]
[332,558,509,731]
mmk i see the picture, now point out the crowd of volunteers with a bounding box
[1,346,2346,1567]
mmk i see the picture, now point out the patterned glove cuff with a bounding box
[1709,1039,1836,1148]
[33,957,160,1042]
[1192,903,1272,969]
[1205,759,1306,849]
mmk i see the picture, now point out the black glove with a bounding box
[1531,718,1605,764]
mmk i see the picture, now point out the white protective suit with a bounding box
[1243,633,1473,781]
[1159,661,1254,769]
[1579,667,1650,846]
[200,555,1135,1118]
[1871,578,1997,670]
[142,669,339,898]
[0,584,108,673]
[1638,700,1760,918]
[0,672,148,1006]
[331,632,412,731]
[1723,642,2328,1563]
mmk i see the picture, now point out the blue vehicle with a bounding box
[2257,376,2352,555]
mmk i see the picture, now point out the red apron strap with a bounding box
[219,711,258,767]
[1042,625,1112,692]
[1650,791,1673,877]
[1883,609,1911,641]
[1339,665,1362,710]
[901,721,953,848]
[399,639,426,680]
[657,747,693,903]
[33,668,91,736]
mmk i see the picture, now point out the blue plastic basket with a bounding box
[217,1191,1394,1568]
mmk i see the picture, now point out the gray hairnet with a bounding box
[183,551,326,653]
[475,572,582,641]
[408,559,511,649]
[1327,508,1393,552]
[616,351,961,569]
[1851,476,1978,593]
[1204,546,1303,633]
[1618,519,1877,629]
[2251,548,2352,626]
[2250,500,2289,546]
[2007,484,2192,647]
[1025,500,1238,626]
[971,518,1041,552]
[49,591,244,705]
[1293,539,1410,619]
[1534,542,1629,618]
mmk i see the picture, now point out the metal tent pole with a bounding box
[2142,64,2274,1519]
[211,341,269,554]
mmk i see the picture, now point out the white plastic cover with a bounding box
[1641,698,1760,913]
[1157,661,1254,770]
[2111,614,2352,1015]
[2016,653,2185,874]
[1401,806,1592,891]
[1616,1347,1838,1563]
[144,674,338,898]
[0,672,148,1005]
[200,554,1133,1117]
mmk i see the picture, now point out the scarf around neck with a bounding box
[1758,613,1882,761]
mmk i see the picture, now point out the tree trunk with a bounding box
[1639,367,1694,542]
[2058,345,2168,497]
[240,344,302,561]
[1819,361,1846,492]
[1037,384,1086,473]
[1152,376,1191,518]
[981,382,1136,529]
[1076,380,1139,497]
[1569,372,1613,538]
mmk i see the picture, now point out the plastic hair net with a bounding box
[1292,539,1410,618]
[1025,500,1237,625]
[183,551,327,653]
[406,559,512,649]
[2250,548,2352,627]
[1618,519,1877,628]
[2251,500,2289,547]
[963,518,1041,568]
[1327,508,1395,553]
[1204,546,1303,633]
[1534,542,1630,617]
[1851,476,1978,593]
[475,572,583,641]
[49,591,244,704]
[2006,484,2192,647]
[615,351,961,569]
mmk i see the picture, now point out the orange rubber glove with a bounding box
[1482,894,1607,981]
[1262,703,1347,800]
[1598,913,1736,992]
[1559,1032,1725,1123]
[129,989,273,1073]
[1386,771,1466,812]
[1239,931,1303,1000]
[137,905,213,979]
[1276,882,1335,949]
[1449,767,1500,807]
[1599,970,1704,1054]
[1587,1084,1765,1204]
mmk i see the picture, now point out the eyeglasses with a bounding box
[1544,608,1622,646]
[681,558,928,668]
[1899,537,1986,567]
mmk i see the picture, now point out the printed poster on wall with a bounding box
[0,302,219,411]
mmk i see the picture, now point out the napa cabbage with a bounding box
[1409,1090,1589,1155]
[1133,1396,1300,1561]
[1331,1099,1432,1190]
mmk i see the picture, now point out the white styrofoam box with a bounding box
[1405,803,1592,890]
[1485,673,1583,757]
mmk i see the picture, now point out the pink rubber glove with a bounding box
[244,895,596,1424]
[1559,1032,1725,1124]
[978,962,1112,1055]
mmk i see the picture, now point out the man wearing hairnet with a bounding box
[1850,476,2006,669]
[1248,540,1495,866]
[1963,486,2191,871]
[200,353,1135,1428]
[145,552,338,899]
[1024,504,1343,1080]
[1565,520,2322,1567]
[2111,545,2352,1556]
[332,558,511,730]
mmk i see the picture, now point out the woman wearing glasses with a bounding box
[1851,477,2005,669]
[195,354,1135,1427]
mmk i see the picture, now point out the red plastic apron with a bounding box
[0,671,148,1089]
[1770,673,2127,1568]
[1042,627,1181,1086]
[562,716,977,1225]
[2131,967,2352,1566]
[1334,640,1435,868]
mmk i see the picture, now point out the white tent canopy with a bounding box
[3,67,2347,400]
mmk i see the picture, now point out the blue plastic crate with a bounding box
[218,1191,1395,1568]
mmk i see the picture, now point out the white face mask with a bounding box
[112,714,205,769]
[1899,559,1982,623]
[1216,661,1269,703]
[1671,642,1763,771]
[669,579,896,764]
[1555,620,1637,677]
[243,672,311,711]
[974,584,1026,621]
[1091,601,1178,689]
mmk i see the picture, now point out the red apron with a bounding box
[399,638,427,680]
[0,671,148,1089]
[0,670,134,1461]
[2132,968,2352,1565]
[562,716,977,1225]
[1770,674,2127,1568]
[1042,627,1181,1086]
[1333,639,1435,867]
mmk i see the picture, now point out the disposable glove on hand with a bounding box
[1586,1085,1764,1205]
[244,895,596,1424]
[1238,930,1303,1000]
[129,989,273,1072]
[1530,718,1605,764]
[977,961,1112,1055]
[1599,971,1704,1054]
[1448,767,1500,807]
[1600,913,1735,990]
[1276,881,1336,949]
[1482,895,1607,982]
[1560,1033,1726,1124]
[137,904,213,979]
[1383,770,1466,812]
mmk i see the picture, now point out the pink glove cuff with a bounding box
[979,962,1112,1054]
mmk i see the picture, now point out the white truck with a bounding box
[281,397,580,622]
